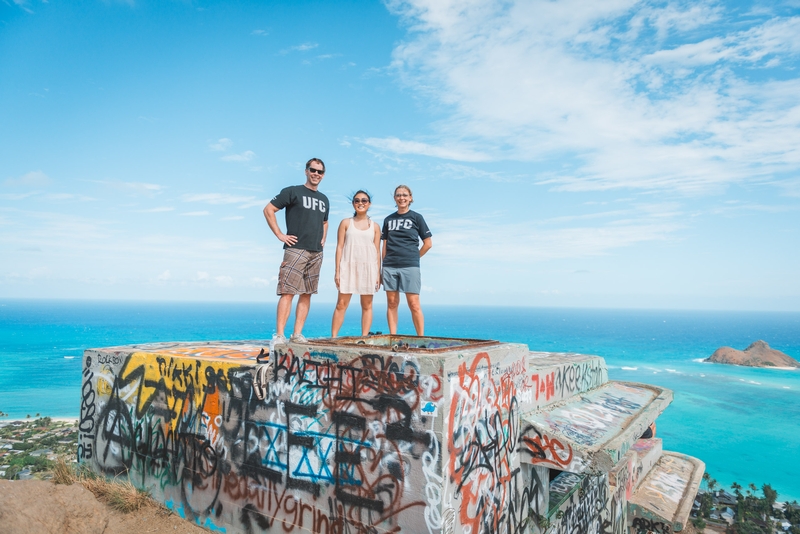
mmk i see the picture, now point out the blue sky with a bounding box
[1,0,798,310]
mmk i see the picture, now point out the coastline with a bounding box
[693,358,798,370]
[0,417,78,424]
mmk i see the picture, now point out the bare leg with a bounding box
[292,293,312,337]
[276,294,294,336]
[406,293,424,336]
[331,293,352,337]
[386,291,400,335]
[360,294,374,336]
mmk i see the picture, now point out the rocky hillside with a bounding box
[705,340,799,368]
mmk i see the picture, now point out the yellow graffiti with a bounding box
[97,377,112,396]
[111,352,243,431]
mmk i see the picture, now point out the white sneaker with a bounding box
[290,333,308,343]
[269,334,287,354]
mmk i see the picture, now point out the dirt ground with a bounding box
[0,479,208,534]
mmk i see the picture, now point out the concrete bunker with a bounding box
[78,335,704,534]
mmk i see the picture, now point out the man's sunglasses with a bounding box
[307,168,325,175]
[353,198,370,204]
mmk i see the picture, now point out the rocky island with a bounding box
[705,340,799,368]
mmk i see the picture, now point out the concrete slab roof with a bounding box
[89,340,268,361]
[629,451,706,533]
[519,381,673,473]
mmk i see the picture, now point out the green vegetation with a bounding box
[0,416,78,480]
[696,473,799,534]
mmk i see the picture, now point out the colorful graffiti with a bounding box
[81,345,444,534]
[549,474,608,534]
[447,352,534,534]
[79,340,699,534]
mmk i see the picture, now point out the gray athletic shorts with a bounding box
[382,266,421,294]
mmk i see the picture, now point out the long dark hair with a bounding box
[351,190,372,216]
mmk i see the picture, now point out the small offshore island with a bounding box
[705,340,800,368]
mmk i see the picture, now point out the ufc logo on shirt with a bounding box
[387,219,413,231]
[302,196,326,212]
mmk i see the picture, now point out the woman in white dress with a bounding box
[331,190,382,337]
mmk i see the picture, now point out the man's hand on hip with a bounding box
[280,234,298,246]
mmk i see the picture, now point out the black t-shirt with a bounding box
[270,185,329,252]
[381,210,432,268]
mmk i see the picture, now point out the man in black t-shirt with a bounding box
[263,158,329,344]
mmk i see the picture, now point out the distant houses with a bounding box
[693,484,800,533]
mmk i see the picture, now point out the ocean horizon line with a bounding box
[3,297,800,315]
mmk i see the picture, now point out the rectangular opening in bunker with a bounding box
[309,334,499,352]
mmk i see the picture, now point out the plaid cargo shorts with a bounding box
[276,248,323,295]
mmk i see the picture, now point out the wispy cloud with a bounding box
[0,192,39,201]
[91,180,164,196]
[3,170,51,188]
[432,213,683,264]
[46,193,96,202]
[361,137,489,162]
[279,42,318,55]
[251,29,268,36]
[11,0,34,14]
[209,138,233,151]
[221,150,256,162]
[382,0,800,194]
[181,192,268,210]
[123,182,163,194]
[135,207,174,213]
[181,211,210,216]
[434,162,511,182]
[183,193,254,205]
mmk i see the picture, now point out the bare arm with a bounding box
[419,237,432,258]
[263,203,297,246]
[373,223,382,290]
[322,220,328,247]
[334,219,348,289]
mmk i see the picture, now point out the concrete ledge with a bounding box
[628,451,706,533]
[518,381,672,473]
[609,438,663,500]
[524,352,608,411]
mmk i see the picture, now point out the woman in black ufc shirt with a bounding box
[381,185,432,336]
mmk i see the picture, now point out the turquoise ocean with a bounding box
[1,299,798,501]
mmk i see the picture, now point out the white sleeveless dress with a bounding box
[339,219,379,295]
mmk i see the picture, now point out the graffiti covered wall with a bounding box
[81,341,453,533]
[79,338,702,534]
